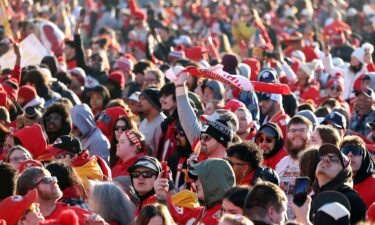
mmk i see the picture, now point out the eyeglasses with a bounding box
[46,114,62,122]
[319,154,340,164]
[200,134,212,142]
[9,155,30,164]
[288,128,309,133]
[257,136,275,144]
[115,126,128,131]
[340,145,363,156]
[226,159,249,167]
[130,171,158,179]
[35,176,58,187]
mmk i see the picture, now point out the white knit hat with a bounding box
[351,47,365,64]
[299,59,320,77]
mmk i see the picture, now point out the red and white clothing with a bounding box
[35,20,65,57]
[263,147,288,170]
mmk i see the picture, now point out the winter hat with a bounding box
[242,58,260,81]
[49,135,83,155]
[140,88,161,111]
[0,189,38,225]
[113,56,134,73]
[201,119,234,147]
[200,110,239,132]
[203,80,225,101]
[299,59,320,77]
[313,191,351,225]
[96,106,128,142]
[128,156,161,173]
[69,68,86,86]
[222,54,239,75]
[351,47,365,64]
[2,78,19,101]
[108,71,125,89]
[296,110,318,129]
[18,159,44,174]
[18,85,37,104]
[224,99,246,113]
[322,111,347,130]
[257,68,278,83]
[238,63,251,79]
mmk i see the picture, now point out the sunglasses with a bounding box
[319,154,340,164]
[200,134,212,142]
[35,176,57,187]
[257,136,275,144]
[115,126,128,131]
[130,171,157,179]
[340,145,363,156]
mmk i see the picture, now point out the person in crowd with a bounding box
[106,71,125,99]
[339,135,375,207]
[221,186,250,216]
[109,116,136,168]
[42,102,72,144]
[16,167,91,222]
[70,104,110,162]
[202,80,225,105]
[138,88,166,155]
[143,69,165,90]
[321,111,347,139]
[49,135,111,190]
[86,85,111,119]
[5,146,32,170]
[45,162,89,211]
[255,122,288,169]
[234,107,256,141]
[88,182,134,225]
[219,214,253,225]
[299,147,320,189]
[309,124,341,147]
[0,189,44,225]
[96,106,129,144]
[243,181,287,225]
[134,204,176,225]
[258,93,290,139]
[226,142,279,185]
[111,130,148,178]
[350,87,375,137]
[313,143,367,224]
[157,83,179,162]
[0,163,16,201]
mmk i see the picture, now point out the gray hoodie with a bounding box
[70,104,110,162]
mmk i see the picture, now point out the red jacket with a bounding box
[180,204,222,225]
[354,175,375,207]
[45,202,91,225]
[111,153,146,178]
[263,147,288,170]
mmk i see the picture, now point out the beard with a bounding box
[286,138,308,159]
[350,64,362,73]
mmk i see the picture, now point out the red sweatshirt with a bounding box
[354,175,375,207]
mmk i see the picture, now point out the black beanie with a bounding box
[141,88,161,111]
[201,119,233,147]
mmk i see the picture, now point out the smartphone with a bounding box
[293,177,310,207]
[161,161,168,179]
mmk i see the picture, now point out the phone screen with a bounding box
[293,177,309,206]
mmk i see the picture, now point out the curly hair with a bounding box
[227,141,264,169]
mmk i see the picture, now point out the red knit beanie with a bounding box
[108,71,125,88]
[18,85,37,104]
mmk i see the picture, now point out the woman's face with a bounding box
[114,120,127,141]
[221,198,243,216]
[9,149,30,170]
[90,92,104,111]
[309,129,323,146]
[116,133,136,159]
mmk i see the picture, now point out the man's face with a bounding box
[235,110,251,135]
[200,133,222,157]
[160,94,176,114]
[268,201,287,225]
[88,55,103,71]
[203,87,215,105]
[135,73,144,85]
[139,95,153,114]
[89,92,104,111]
[355,93,373,114]
[45,113,63,133]
[227,156,250,183]
[175,129,187,148]
[260,100,275,116]
[69,77,83,95]
[256,132,276,155]
[35,173,62,202]
[286,123,310,158]
[131,167,157,196]
[64,45,75,60]
[316,153,343,182]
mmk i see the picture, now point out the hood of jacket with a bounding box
[255,122,284,159]
[354,147,375,184]
[70,104,96,139]
[13,124,47,159]
[96,106,128,143]
[193,158,235,208]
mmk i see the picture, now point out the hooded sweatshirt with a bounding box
[256,123,288,170]
[181,159,236,225]
[70,104,110,162]
[353,147,375,207]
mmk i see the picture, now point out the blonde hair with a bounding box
[220,214,253,225]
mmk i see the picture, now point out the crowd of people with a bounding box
[0,0,375,224]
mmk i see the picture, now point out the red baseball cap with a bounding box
[0,189,38,225]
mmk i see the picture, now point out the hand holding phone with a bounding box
[293,177,310,207]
